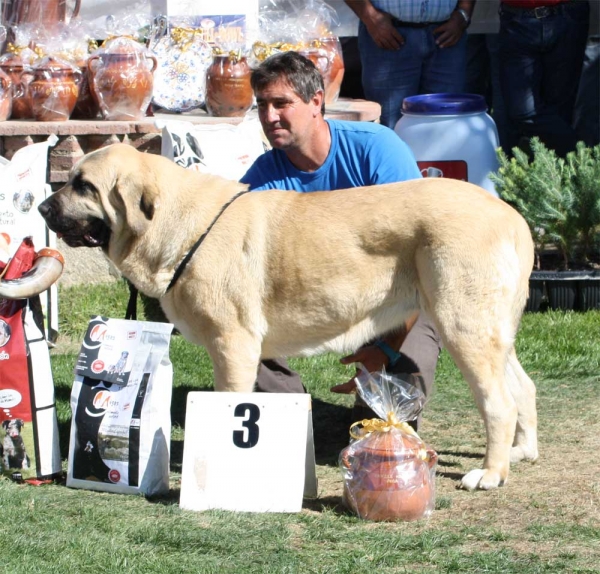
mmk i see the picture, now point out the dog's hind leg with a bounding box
[505,348,538,463]
[442,334,518,491]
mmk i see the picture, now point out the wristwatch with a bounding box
[455,8,471,27]
[373,340,403,369]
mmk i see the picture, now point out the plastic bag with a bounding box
[252,0,344,104]
[339,367,437,521]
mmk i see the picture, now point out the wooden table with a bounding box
[0,98,381,185]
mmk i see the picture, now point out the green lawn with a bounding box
[1,280,599,573]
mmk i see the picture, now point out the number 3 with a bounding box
[233,403,260,448]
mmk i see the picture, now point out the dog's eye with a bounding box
[72,174,98,197]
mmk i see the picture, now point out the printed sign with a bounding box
[180,392,315,513]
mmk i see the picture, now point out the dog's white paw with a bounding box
[510,445,539,464]
[461,469,504,491]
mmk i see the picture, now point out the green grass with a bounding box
[1,279,599,573]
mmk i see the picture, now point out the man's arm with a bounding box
[331,312,420,394]
[344,0,405,50]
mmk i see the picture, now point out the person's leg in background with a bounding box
[339,36,365,100]
[499,3,590,157]
[420,24,468,94]
[352,313,443,431]
[573,35,600,147]
[357,22,424,129]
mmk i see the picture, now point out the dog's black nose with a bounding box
[38,200,52,218]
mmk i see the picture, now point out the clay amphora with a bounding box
[88,38,158,121]
[341,429,437,521]
[29,57,81,121]
[319,36,345,104]
[0,68,13,121]
[0,53,33,119]
[1,0,80,28]
[70,60,100,119]
[205,53,253,117]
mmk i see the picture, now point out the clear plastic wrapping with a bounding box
[252,0,344,104]
[88,35,157,121]
[29,55,81,121]
[339,367,438,521]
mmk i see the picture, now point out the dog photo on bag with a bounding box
[39,144,538,491]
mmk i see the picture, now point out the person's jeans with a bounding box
[465,33,512,153]
[498,0,590,157]
[358,21,467,129]
[573,36,600,147]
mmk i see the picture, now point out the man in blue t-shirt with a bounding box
[241,52,441,420]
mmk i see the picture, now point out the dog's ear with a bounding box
[17,419,24,429]
[111,173,160,236]
[2,420,9,430]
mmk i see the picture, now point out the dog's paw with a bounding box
[460,469,505,491]
[510,445,539,464]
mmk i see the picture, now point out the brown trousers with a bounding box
[255,313,442,424]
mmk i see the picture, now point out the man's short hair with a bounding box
[250,51,326,115]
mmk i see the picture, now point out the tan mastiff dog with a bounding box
[38,143,538,491]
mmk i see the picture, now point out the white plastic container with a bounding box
[395,94,500,196]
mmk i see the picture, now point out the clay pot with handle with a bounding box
[340,428,437,521]
[1,0,80,28]
[205,52,253,118]
[29,56,81,121]
[88,37,158,121]
[0,68,13,121]
[0,52,34,119]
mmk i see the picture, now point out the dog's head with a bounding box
[38,144,161,250]
[3,419,24,437]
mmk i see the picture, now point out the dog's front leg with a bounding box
[206,332,262,392]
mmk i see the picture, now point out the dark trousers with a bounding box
[498,0,590,157]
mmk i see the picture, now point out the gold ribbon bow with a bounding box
[170,26,204,52]
[350,412,431,462]
[212,46,243,63]
[251,40,307,61]
[349,411,418,440]
[7,42,25,55]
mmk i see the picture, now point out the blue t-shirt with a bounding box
[240,119,421,191]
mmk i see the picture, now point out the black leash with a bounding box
[166,190,249,293]
[125,282,138,320]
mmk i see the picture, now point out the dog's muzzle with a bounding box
[38,196,111,248]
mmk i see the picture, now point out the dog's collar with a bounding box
[165,190,249,294]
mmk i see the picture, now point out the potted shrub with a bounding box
[490,139,600,311]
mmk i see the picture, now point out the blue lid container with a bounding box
[401,94,488,115]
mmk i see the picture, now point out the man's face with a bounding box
[255,78,322,150]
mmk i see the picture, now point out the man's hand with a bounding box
[330,344,389,394]
[433,8,470,48]
[364,10,405,50]
[344,0,404,50]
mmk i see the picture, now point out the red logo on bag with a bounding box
[90,324,108,342]
[91,360,105,373]
[108,469,120,483]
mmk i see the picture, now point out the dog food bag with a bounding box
[339,367,438,522]
[66,317,174,496]
[0,239,62,480]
